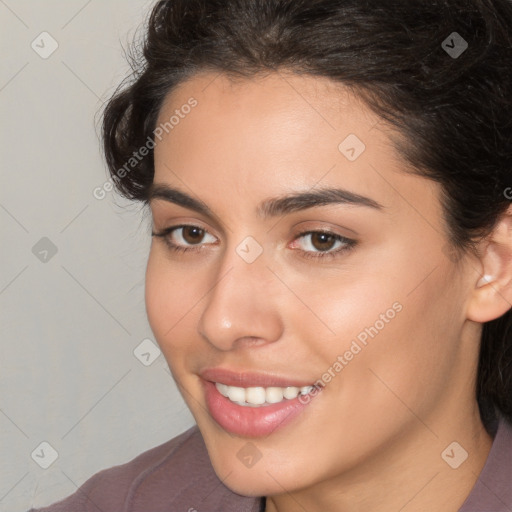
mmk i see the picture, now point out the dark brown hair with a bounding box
[102,0,512,428]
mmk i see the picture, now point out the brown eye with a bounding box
[290,230,356,260]
[181,226,205,245]
[154,225,217,251]
[309,232,338,252]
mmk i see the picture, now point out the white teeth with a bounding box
[227,386,246,403]
[283,386,300,399]
[266,387,284,403]
[216,383,229,397]
[215,382,316,406]
[245,387,266,405]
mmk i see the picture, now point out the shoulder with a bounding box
[459,413,512,512]
[28,425,261,512]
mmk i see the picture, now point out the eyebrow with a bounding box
[148,183,384,220]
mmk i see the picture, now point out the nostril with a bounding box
[232,336,268,349]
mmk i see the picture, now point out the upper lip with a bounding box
[200,367,316,388]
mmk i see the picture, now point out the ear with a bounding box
[467,204,512,323]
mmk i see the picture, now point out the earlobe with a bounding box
[476,274,494,288]
[466,204,512,323]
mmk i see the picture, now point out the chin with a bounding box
[204,444,306,498]
[214,466,286,498]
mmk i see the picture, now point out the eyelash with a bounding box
[152,224,357,261]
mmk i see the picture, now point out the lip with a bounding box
[200,367,316,388]
[200,368,322,437]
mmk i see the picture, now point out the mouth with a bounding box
[199,368,322,437]
[215,382,316,407]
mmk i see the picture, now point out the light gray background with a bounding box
[1,2,195,510]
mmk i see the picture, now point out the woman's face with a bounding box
[146,71,480,496]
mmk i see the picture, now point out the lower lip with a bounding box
[203,380,319,437]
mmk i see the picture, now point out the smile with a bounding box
[215,382,316,407]
[202,376,322,437]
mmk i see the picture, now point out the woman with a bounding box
[30,0,512,511]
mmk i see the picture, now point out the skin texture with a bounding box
[145,71,512,512]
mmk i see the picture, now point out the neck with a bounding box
[264,403,493,512]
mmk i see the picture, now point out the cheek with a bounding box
[297,249,461,411]
[144,250,197,354]
[144,252,168,339]
[285,264,403,361]
[330,271,464,427]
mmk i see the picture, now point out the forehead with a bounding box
[155,73,392,177]
[156,70,379,141]
[151,71,440,228]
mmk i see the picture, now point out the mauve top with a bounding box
[28,413,512,512]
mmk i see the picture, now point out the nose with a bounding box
[197,252,284,352]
